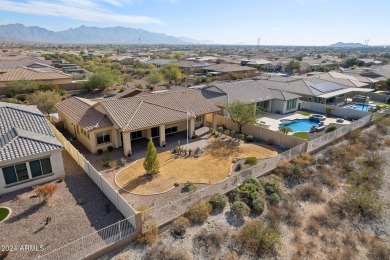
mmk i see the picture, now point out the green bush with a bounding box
[235,134,245,140]
[185,201,212,224]
[344,186,383,218]
[230,130,236,137]
[265,185,275,195]
[209,193,227,211]
[252,197,265,214]
[183,181,197,193]
[97,149,103,155]
[268,193,280,205]
[230,201,250,219]
[245,135,254,142]
[235,163,242,171]
[102,150,110,167]
[325,126,337,133]
[217,126,224,132]
[245,157,257,166]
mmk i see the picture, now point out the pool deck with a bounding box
[257,112,351,132]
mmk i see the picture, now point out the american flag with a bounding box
[187,108,196,118]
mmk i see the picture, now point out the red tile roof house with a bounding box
[0,102,65,194]
[55,90,220,156]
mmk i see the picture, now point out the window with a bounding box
[165,126,178,135]
[2,163,29,185]
[96,132,111,144]
[151,127,160,138]
[30,158,52,178]
[196,115,203,122]
[131,130,142,140]
[287,99,297,110]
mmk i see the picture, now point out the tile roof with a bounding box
[0,102,62,162]
[204,64,257,73]
[0,67,72,82]
[99,90,220,131]
[55,97,113,131]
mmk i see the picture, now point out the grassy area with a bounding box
[373,102,390,108]
[296,111,312,116]
[116,141,277,194]
[293,132,310,140]
[0,207,10,222]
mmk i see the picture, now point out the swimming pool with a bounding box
[344,103,376,112]
[279,119,320,132]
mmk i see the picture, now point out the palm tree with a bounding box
[280,126,292,134]
[325,106,334,116]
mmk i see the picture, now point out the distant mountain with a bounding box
[178,36,216,45]
[0,24,215,45]
[329,42,366,48]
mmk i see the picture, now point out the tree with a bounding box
[5,80,39,97]
[85,69,121,91]
[344,57,359,68]
[161,63,183,83]
[325,105,334,116]
[27,90,61,115]
[174,52,183,61]
[147,64,156,70]
[228,101,256,134]
[143,138,160,176]
[285,60,301,74]
[146,71,163,89]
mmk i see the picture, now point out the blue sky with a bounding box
[0,0,389,45]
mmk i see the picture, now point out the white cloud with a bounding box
[0,0,161,24]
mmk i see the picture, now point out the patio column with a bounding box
[123,132,131,156]
[145,128,152,139]
[189,117,195,138]
[159,124,166,147]
[212,112,218,130]
[117,130,122,147]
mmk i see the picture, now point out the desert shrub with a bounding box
[183,181,197,193]
[252,197,265,214]
[325,125,337,133]
[97,148,103,155]
[109,160,117,168]
[295,185,325,203]
[237,220,281,256]
[360,152,384,170]
[228,177,265,208]
[263,175,283,195]
[193,229,226,258]
[305,219,321,235]
[217,126,224,132]
[310,212,339,229]
[265,185,275,195]
[342,231,357,250]
[172,216,190,237]
[136,204,151,222]
[369,237,390,260]
[384,137,390,147]
[235,163,242,171]
[245,135,254,142]
[282,202,303,227]
[209,193,227,211]
[235,134,245,140]
[34,183,59,203]
[346,129,362,142]
[230,201,250,219]
[347,167,384,190]
[268,193,280,205]
[102,149,110,167]
[229,130,236,137]
[345,141,365,158]
[328,146,350,163]
[185,201,212,224]
[222,251,239,260]
[291,153,312,166]
[362,131,381,150]
[137,220,158,245]
[107,146,114,152]
[315,167,339,190]
[144,241,191,260]
[245,156,257,166]
[266,205,282,231]
[344,187,383,218]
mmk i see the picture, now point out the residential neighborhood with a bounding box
[1,1,390,260]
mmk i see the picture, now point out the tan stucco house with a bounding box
[0,102,65,194]
[55,90,220,156]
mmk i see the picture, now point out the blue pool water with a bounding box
[344,103,376,112]
[279,119,319,132]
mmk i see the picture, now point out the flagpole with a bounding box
[187,107,190,145]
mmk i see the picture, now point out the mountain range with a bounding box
[329,42,367,48]
[0,24,216,45]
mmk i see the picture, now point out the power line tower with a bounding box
[257,38,260,49]
[364,39,370,53]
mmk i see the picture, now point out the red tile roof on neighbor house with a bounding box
[0,67,72,82]
[56,90,220,132]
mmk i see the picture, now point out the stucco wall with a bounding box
[301,101,370,119]
[0,150,65,195]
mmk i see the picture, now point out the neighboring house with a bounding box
[202,63,257,75]
[177,60,211,72]
[200,80,301,115]
[0,102,65,194]
[144,59,177,68]
[0,67,73,95]
[358,59,382,67]
[263,61,289,73]
[0,53,52,69]
[242,59,272,68]
[56,90,220,156]
[300,59,337,73]
[109,55,136,65]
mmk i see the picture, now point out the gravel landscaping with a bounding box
[0,151,123,260]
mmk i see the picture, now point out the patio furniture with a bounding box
[336,118,344,123]
[316,126,326,132]
[310,125,317,133]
